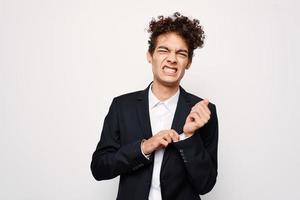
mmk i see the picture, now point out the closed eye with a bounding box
[158,49,168,53]
[177,50,188,57]
[178,53,188,57]
[157,46,169,53]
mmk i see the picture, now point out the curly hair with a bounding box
[147,12,205,61]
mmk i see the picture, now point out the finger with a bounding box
[203,98,209,106]
[170,130,179,142]
[190,110,202,122]
[197,104,210,120]
[191,103,201,112]
[163,134,172,144]
[196,110,209,126]
[202,104,211,116]
[191,103,208,121]
[191,106,198,113]
[195,100,206,108]
[187,112,197,122]
[172,130,180,139]
[191,102,204,115]
[200,100,211,116]
[189,112,205,128]
[194,101,210,118]
[169,131,174,138]
[160,139,169,147]
[197,107,210,124]
[191,100,204,111]
[190,112,201,122]
[187,112,197,124]
[171,136,179,142]
[194,99,209,110]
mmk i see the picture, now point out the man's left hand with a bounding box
[183,99,211,138]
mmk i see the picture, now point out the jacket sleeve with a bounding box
[173,103,218,195]
[90,98,152,181]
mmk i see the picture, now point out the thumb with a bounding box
[203,98,209,106]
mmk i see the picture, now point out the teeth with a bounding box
[164,66,177,73]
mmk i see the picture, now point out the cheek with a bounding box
[178,62,188,71]
[154,54,166,63]
[153,59,163,70]
[151,62,161,74]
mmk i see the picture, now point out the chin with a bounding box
[160,78,180,87]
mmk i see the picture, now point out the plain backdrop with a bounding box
[1,0,300,199]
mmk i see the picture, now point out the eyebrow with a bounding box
[157,46,188,54]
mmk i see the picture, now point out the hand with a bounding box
[183,99,211,137]
[141,129,179,155]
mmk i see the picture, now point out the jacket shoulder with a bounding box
[115,90,142,100]
[111,90,143,107]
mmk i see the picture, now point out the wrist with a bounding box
[141,139,151,155]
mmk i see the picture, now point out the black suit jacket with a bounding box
[91,84,218,200]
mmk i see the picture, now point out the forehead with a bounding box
[155,32,188,50]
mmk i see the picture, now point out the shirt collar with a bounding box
[148,84,180,111]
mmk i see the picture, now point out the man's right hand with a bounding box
[141,130,179,155]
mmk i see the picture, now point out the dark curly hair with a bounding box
[147,12,205,61]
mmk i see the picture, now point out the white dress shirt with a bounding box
[147,85,186,200]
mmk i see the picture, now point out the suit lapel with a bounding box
[136,83,153,139]
[161,86,191,170]
[170,86,191,135]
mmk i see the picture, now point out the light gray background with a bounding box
[1,0,300,199]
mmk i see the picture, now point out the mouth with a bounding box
[162,65,178,75]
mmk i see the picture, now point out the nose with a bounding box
[167,52,177,64]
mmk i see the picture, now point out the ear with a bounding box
[185,60,192,70]
[147,52,152,64]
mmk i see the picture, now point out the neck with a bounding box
[151,81,179,101]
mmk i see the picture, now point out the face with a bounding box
[147,32,191,88]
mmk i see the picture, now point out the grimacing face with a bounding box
[147,32,191,88]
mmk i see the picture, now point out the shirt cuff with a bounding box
[141,139,151,160]
[179,133,187,140]
[173,133,188,143]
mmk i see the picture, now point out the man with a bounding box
[91,12,218,200]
